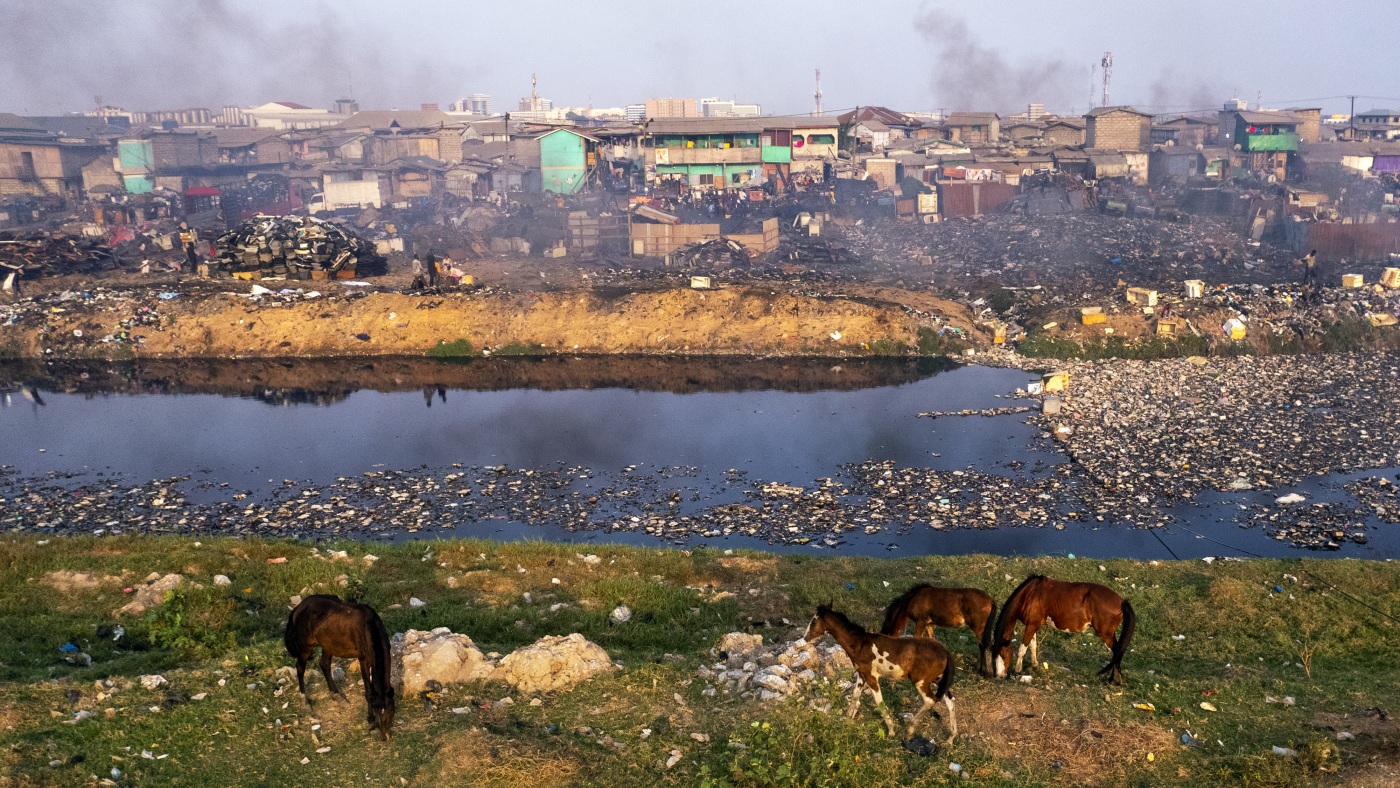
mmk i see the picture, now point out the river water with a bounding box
[1,357,1395,560]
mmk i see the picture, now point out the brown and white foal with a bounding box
[804,603,957,741]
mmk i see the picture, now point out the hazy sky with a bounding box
[5,0,1398,118]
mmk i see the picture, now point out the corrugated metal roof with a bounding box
[640,116,840,134]
[1085,106,1151,118]
[332,110,455,131]
[1235,110,1301,125]
[945,112,1000,124]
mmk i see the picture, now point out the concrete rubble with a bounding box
[697,632,853,702]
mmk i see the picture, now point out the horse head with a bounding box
[804,601,834,643]
[992,638,1012,678]
[370,687,396,740]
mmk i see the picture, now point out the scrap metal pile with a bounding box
[210,215,385,280]
[0,234,119,278]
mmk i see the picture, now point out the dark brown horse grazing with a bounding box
[991,576,1136,685]
[804,603,957,742]
[881,584,998,676]
[284,595,396,740]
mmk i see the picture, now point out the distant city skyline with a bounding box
[5,0,1398,119]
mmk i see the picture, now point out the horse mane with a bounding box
[358,605,393,702]
[992,575,1044,647]
[880,584,931,635]
[818,605,868,638]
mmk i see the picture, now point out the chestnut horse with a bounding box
[804,603,957,742]
[284,595,396,740]
[991,576,1135,685]
[880,584,997,676]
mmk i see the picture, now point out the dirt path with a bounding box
[2,282,985,360]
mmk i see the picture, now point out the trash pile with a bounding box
[0,234,118,278]
[1035,353,1400,548]
[210,216,386,280]
[671,239,750,269]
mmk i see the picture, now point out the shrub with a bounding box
[426,339,477,358]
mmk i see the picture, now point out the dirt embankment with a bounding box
[4,285,983,360]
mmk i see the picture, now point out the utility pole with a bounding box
[814,68,823,117]
[1346,94,1358,140]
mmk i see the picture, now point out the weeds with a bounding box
[425,338,477,358]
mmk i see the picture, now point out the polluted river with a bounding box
[2,355,1399,561]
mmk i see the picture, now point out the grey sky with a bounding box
[5,0,1397,117]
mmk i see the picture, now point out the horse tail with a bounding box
[880,584,925,635]
[992,575,1040,648]
[935,644,956,701]
[979,597,998,671]
[283,601,306,658]
[1112,599,1136,668]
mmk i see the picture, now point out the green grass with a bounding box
[0,536,1396,786]
[425,339,478,358]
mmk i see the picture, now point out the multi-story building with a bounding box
[625,104,646,123]
[639,116,840,190]
[644,98,699,119]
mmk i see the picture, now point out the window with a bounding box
[19,152,36,180]
[807,134,835,145]
[731,173,744,184]
[697,173,714,185]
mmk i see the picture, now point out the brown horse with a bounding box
[804,603,957,742]
[990,575,1136,685]
[881,584,997,676]
[284,594,396,740]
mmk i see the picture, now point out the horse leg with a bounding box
[319,651,344,700]
[295,655,312,706]
[907,678,936,738]
[918,620,936,639]
[942,694,958,743]
[1029,631,1040,668]
[869,677,897,737]
[1017,621,1043,672]
[845,674,866,718]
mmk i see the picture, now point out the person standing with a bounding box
[1300,249,1319,286]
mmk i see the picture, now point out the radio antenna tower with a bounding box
[814,68,823,116]
[1100,51,1113,107]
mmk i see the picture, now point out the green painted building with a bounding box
[539,128,596,195]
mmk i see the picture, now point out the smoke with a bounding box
[1144,68,1225,113]
[2,0,469,114]
[913,8,1075,112]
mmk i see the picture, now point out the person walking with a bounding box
[1300,250,1319,286]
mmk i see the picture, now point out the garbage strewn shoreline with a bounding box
[4,353,1399,552]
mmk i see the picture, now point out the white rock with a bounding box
[391,629,494,697]
[119,575,185,617]
[213,575,231,586]
[665,749,683,768]
[493,633,615,694]
[1275,493,1306,505]
[409,597,426,608]
[139,675,168,690]
[610,605,632,624]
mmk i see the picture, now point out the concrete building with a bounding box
[0,119,107,198]
[644,98,699,119]
[640,116,840,191]
[625,104,646,123]
[244,102,339,130]
[449,94,491,115]
[700,98,761,117]
[944,112,1001,144]
[1042,118,1086,146]
[1229,110,1300,179]
[1084,106,1152,152]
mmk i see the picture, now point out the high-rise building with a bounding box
[625,104,646,123]
[467,93,491,115]
[1027,102,1046,119]
[333,98,359,115]
[644,97,699,118]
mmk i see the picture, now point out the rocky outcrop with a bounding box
[700,633,852,701]
[492,633,615,694]
[391,628,494,696]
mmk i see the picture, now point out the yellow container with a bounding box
[1342,274,1364,288]
[1081,311,1106,325]
[1382,268,1400,288]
